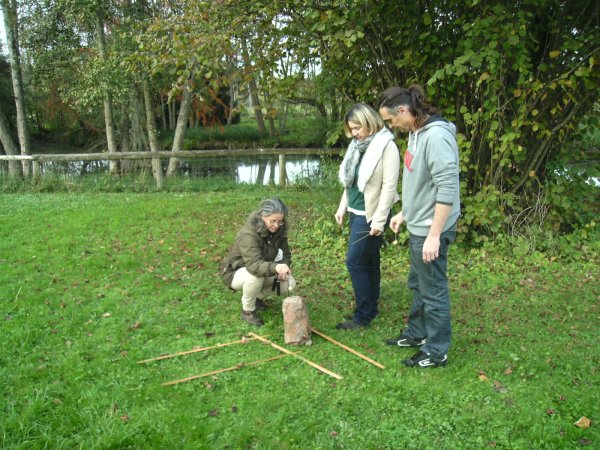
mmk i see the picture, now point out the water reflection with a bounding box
[20,154,326,185]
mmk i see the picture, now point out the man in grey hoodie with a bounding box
[379,85,460,368]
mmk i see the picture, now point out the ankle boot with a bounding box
[255,298,268,310]
[241,310,264,326]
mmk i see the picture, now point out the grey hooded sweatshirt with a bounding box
[401,115,460,236]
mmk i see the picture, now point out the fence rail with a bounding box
[0,148,342,162]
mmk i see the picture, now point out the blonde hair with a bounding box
[343,103,385,138]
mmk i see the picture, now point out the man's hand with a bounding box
[390,212,404,233]
[422,235,440,262]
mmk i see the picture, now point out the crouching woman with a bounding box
[221,197,296,326]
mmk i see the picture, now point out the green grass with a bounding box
[0,188,598,449]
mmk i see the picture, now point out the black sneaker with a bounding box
[385,334,427,347]
[402,350,448,368]
[255,298,268,311]
[335,320,365,330]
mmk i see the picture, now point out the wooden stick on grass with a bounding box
[312,328,385,369]
[248,332,343,380]
[138,336,261,364]
[162,352,295,386]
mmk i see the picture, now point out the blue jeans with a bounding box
[345,213,386,325]
[404,223,457,356]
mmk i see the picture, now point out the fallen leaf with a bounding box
[330,431,339,438]
[132,321,141,329]
[208,409,219,417]
[546,408,555,416]
[574,416,591,429]
[478,371,489,382]
[493,380,507,393]
[102,312,111,318]
[504,367,513,375]
[119,414,130,421]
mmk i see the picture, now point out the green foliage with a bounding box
[161,115,329,150]
[0,190,598,448]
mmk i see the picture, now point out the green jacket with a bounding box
[221,212,292,288]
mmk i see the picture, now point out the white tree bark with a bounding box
[95,10,120,176]
[0,106,23,177]
[142,81,163,187]
[1,0,31,177]
[166,80,193,177]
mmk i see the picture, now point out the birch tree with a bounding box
[1,0,31,177]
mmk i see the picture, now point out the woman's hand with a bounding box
[369,227,382,236]
[275,263,291,280]
[334,210,345,227]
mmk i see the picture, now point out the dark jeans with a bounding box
[404,223,457,356]
[346,212,386,325]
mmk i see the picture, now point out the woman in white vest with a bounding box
[334,103,400,329]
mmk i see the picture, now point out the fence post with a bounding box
[32,161,41,178]
[278,154,286,187]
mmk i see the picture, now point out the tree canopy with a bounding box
[1,0,599,233]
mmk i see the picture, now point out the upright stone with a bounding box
[282,296,311,345]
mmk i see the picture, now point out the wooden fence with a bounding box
[0,148,343,187]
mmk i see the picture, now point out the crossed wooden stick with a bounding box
[139,329,385,386]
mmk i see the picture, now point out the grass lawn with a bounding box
[0,187,598,449]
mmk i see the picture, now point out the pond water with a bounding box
[19,154,333,185]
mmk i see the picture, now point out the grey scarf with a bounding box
[339,134,375,188]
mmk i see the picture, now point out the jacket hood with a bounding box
[418,114,457,137]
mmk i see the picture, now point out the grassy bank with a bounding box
[0,189,598,449]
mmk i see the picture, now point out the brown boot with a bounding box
[241,310,264,326]
[255,298,268,310]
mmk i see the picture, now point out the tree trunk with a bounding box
[227,83,237,125]
[2,0,31,177]
[160,93,167,130]
[130,88,149,153]
[0,106,23,177]
[142,80,164,187]
[241,39,266,134]
[169,98,176,130]
[95,10,120,176]
[166,80,193,177]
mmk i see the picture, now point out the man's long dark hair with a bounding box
[379,85,438,128]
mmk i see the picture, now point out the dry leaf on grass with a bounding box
[574,416,591,429]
